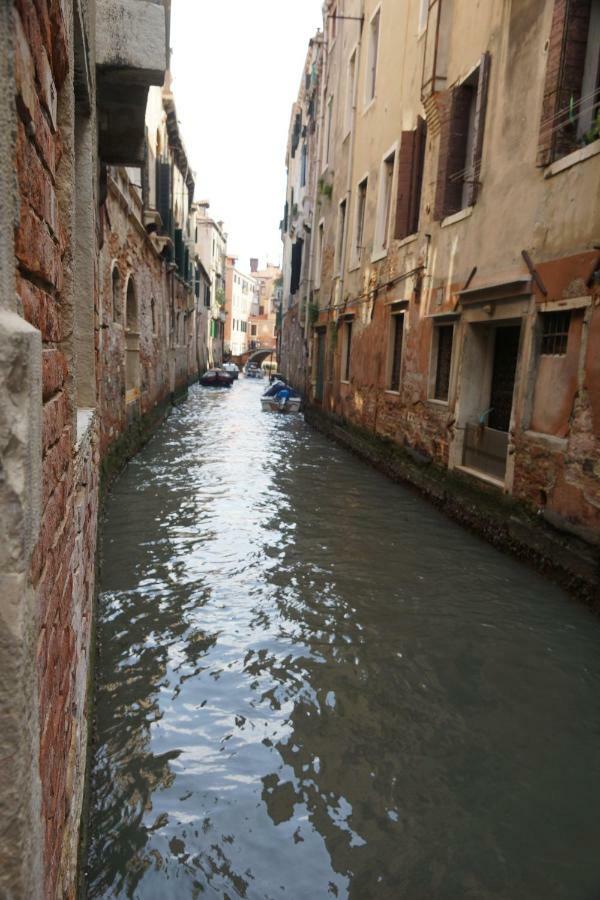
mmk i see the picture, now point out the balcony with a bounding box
[96,0,167,164]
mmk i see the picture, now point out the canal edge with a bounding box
[304,405,600,610]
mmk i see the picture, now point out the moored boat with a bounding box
[261,380,301,413]
[200,369,234,388]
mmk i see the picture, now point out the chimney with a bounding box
[250,258,258,273]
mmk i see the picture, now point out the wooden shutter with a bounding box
[434,86,471,220]
[409,116,427,233]
[537,0,592,166]
[465,52,491,207]
[395,130,416,239]
[396,117,428,239]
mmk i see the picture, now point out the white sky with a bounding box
[170,0,323,274]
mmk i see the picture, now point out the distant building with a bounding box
[193,201,228,367]
[249,261,282,353]
[225,258,257,357]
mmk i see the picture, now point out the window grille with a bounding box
[540,311,570,356]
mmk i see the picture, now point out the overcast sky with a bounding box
[170,0,323,274]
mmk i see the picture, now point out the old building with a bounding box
[280,31,325,390]
[0,0,214,896]
[225,257,257,358]
[249,260,283,353]
[193,200,228,367]
[280,0,600,593]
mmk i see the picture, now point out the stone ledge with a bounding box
[304,404,600,610]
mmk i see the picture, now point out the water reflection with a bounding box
[86,381,600,899]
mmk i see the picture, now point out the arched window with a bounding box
[125,277,138,332]
[112,265,122,323]
[124,277,140,396]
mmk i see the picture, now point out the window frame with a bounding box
[341,318,353,383]
[345,46,358,137]
[428,322,455,403]
[364,6,382,109]
[373,145,397,259]
[387,311,405,393]
[315,219,325,289]
[351,175,369,269]
[335,198,347,277]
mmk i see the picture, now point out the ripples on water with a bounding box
[85,380,600,899]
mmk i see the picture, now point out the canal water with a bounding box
[85,379,600,900]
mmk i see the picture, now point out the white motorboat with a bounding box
[261,381,302,413]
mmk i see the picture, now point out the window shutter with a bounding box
[434,85,471,220]
[395,130,416,240]
[409,116,427,234]
[465,52,491,207]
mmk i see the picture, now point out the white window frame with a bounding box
[323,94,334,172]
[335,197,347,277]
[351,174,369,269]
[345,46,358,137]
[373,143,398,260]
[418,0,429,35]
[315,218,325,289]
[364,5,381,109]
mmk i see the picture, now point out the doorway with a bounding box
[461,322,522,482]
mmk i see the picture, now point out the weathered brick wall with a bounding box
[12,0,101,895]
[280,305,308,394]
[98,178,172,460]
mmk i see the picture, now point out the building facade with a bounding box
[225,258,257,358]
[193,200,228,367]
[0,0,216,896]
[280,0,600,591]
[249,260,283,353]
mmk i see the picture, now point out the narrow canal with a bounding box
[85,379,600,900]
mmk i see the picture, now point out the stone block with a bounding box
[95,0,166,80]
[0,311,42,571]
[15,203,62,290]
[17,276,62,343]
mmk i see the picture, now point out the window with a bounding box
[301,142,308,187]
[112,266,122,323]
[335,199,347,274]
[435,54,491,219]
[375,152,395,253]
[252,324,257,336]
[204,284,211,308]
[538,0,600,164]
[341,320,353,381]
[365,9,381,106]
[395,117,427,239]
[315,220,324,289]
[345,49,357,134]
[540,311,570,356]
[259,305,265,316]
[353,178,368,265]
[389,313,404,391]
[432,324,454,401]
[324,95,334,168]
[418,0,429,33]
[291,239,304,295]
[151,297,156,334]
